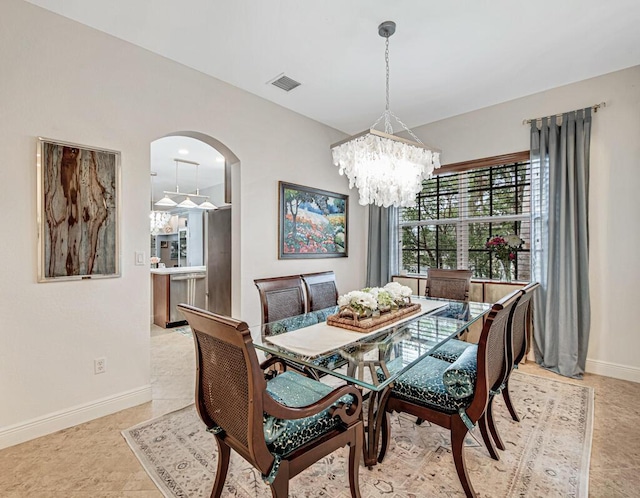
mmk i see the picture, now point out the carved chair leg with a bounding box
[478,413,500,461]
[348,426,363,498]
[487,398,505,451]
[451,416,477,498]
[210,437,230,498]
[502,378,521,422]
[270,460,289,498]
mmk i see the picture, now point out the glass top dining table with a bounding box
[249,296,491,468]
[249,297,491,392]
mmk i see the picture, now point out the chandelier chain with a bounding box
[384,36,393,134]
[390,111,425,145]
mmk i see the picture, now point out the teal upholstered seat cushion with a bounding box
[429,339,475,363]
[263,371,353,456]
[442,346,477,399]
[380,357,473,414]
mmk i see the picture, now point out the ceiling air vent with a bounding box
[269,73,301,92]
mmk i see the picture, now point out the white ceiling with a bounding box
[150,136,224,206]
[27,0,640,135]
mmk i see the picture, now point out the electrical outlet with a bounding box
[94,357,107,374]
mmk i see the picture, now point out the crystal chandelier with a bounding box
[149,211,172,235]
[331,21,441,208]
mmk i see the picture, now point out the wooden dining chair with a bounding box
[378,290,521,498]
[301,271,339,311]
[425,268,473,301]
[466,282,540,457]
[178,304,364,498]
[255,275,307,324]
[500,282,540,422]
[424,269,474,363]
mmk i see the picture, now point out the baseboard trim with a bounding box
[585,358,640,383]
[0,385,152,450]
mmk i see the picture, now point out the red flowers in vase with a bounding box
[486,235,525,281]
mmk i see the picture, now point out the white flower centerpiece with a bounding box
[363,287,397,313]
[382,282,413,307]
[337,290,379,318]
[337,282,413,321]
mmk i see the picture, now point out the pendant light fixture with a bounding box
[330,21,441,208]
[154,159,182,208]
[155,158,218,210]
[177,196,198,209]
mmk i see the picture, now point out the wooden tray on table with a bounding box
[327,302,422,333]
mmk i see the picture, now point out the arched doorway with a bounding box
[150,132,240,322]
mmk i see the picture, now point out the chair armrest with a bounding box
[260,356,288,372]
[263,384,362,425]
[260,356,289,380]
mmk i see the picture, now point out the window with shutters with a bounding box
[398,153,532,281]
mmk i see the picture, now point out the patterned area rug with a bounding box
[173,326,192,337]
[122,372,593,497]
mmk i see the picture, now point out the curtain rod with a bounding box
[522,102,606,125]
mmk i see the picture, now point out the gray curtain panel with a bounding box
[366,205,397,287]
[530,109,591,378]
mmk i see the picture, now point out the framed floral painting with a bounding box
[278,181,348,259]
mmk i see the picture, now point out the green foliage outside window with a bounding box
[399,161,531,280]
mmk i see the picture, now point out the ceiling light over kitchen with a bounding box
[155,158,218,210]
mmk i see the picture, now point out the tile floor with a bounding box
[1,325,639,497]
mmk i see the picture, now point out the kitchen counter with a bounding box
[150,266,206,275]
[151,266,207,328]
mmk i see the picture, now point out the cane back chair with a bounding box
[425,268,473,302]
[499,282,540,423]
[378,290,521,497]
[178,304,363,497]
[254,275,307,325]
[301,271,339,312]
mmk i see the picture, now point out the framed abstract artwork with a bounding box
[37,137,121,281]
[278,181,348,259]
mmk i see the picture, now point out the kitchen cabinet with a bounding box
[152,267,206,328]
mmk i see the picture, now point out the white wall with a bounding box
[410,66,640,382]
[0,0,366,447]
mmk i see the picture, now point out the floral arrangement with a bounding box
[338,282,413,317]
[486,235,524,280]
[337,290,379,315]
[485,235,524,261]
[383,282,413,303]
[364,287,396,309]
[150,256,161,268]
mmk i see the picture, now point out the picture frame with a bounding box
[37,137,121,282]
[278,181,348,259]
[160,240,169,249]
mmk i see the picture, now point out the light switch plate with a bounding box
[135,251,145,266]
